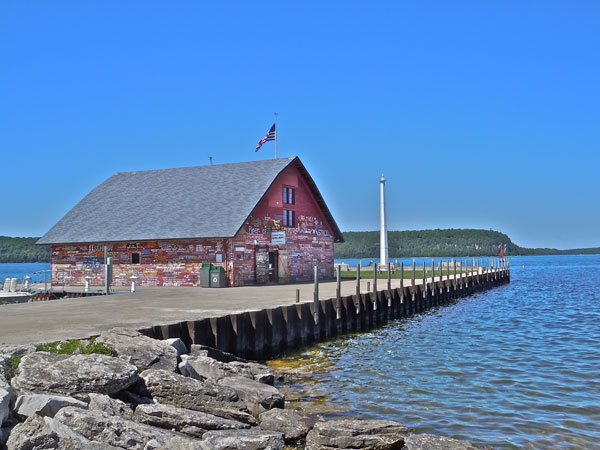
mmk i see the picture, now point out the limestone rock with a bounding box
[198,429,285,450]
[180,355,278,385]
[13,393,87,419]
[259,408,322,443]
[190,345,244,363]
[53,406,197,449]
[0,345,36,365]
[155,436,206,450]
[137,369,256,424]
[230,361,280,385]
[0,345,35,389]
[164,338,188,356]
[133,403,249,438]
[96,328,178,372]
[217,376,284,415]
[305,418,408,450]
[4,414,117,450]
[87,393,134,419]
[0,388,14,427]
[179,355,253,380]
[5,415,59,449]
[403,433,487,450]
[11,352,139,396]
[44,416,119,449]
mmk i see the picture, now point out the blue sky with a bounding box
[1,1,598,249]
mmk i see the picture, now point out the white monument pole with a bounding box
[380,174,389,266]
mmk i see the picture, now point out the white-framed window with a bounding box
[283,209,295,227]
[283,187,295,205]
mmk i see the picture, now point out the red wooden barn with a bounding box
[37,157,344,287]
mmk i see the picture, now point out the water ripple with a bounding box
[270,255,600,449]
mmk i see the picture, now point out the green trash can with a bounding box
[200,263,212,288]
[210,266,227,288]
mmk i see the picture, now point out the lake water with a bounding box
[0,263,51,284]
[270,255,600,449]
[335,257,478,268]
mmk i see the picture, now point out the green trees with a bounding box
[334,228,597,258]
[0,236,50,263]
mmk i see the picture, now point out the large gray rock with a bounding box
[138,369,256,425]
[97,328,178,372]
[0,388,14,427]
[53,406,197,449]
[198,429,284,450]
[87,393,134,419]
[305,418,408,450]
[179,355,252,380]
[44,416,119,449]
[5,414,117,450]
[190,345,244,363]
[259,408,322,443]
[0,345,35,389]
[231,361,280,385]
[5,415,59,449]
[13,393,87,419]
[133,403,249,438]
[403,433,487,450]
[11,352,139,396]
[217,376,284,415]
[164,338,188,356]
[180,355,278,385]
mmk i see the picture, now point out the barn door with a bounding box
[255,247,269,284]
[277,250,289,283]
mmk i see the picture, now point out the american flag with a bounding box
[256,123,276,152]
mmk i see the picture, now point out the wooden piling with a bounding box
[336,265,341,320]
[422,260,427,298]
[356,263,361,314]
[373,263,377,311]
[313,266,319,325]
[400,262,404,307]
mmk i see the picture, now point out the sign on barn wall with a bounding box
[271,231,286,244]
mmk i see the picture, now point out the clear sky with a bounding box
[1,1,598,249]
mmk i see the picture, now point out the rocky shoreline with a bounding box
[1,328,489,449]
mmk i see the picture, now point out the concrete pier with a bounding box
[0,267,510,355]
[138,266,510,360]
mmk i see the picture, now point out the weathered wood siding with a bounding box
[50,164,336,287]
[51,239,231,287]
[232,163,335,286]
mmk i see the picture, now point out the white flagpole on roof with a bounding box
[274,112,278,159]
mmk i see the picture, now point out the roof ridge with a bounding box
[114,156,296,176]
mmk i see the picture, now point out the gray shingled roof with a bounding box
[38,157,343,245]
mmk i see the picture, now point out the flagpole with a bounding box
[274,112,278,159]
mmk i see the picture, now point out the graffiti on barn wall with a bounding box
[50,162,338,287]
[51,239,230,287]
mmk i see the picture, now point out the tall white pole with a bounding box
[380,174,388,266]
[274,112,278,159]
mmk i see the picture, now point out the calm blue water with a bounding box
[335,257,492,268]
[273,255,600,449]
[0,263,51,283]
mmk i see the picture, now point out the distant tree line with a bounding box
[1,231,598,263]
[0,236,50,263]
[334,229,600,258]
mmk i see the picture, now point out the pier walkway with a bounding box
[0,270,503,346]
[3,278,388,345]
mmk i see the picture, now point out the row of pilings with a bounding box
[139,267,510,361]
